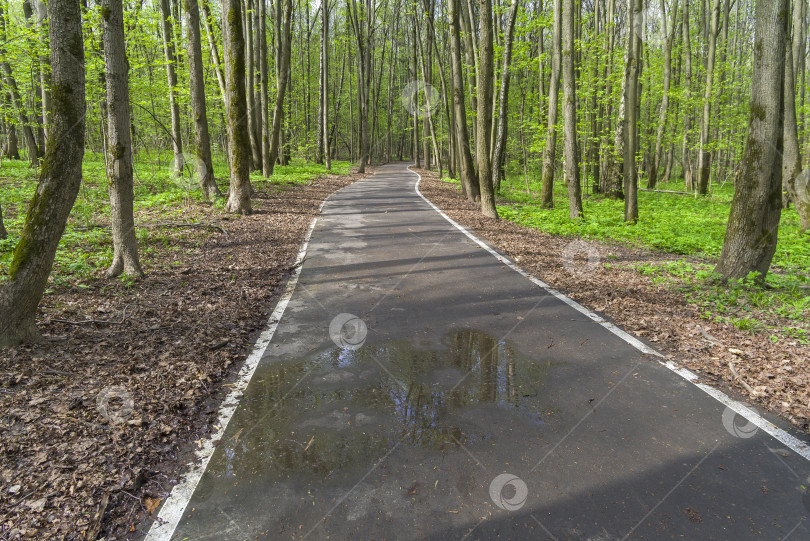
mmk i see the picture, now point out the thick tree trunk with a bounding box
[185,0,221,200]
[222,0,253,214]
[562,0,583,218]
[696,0,721,195]
[102,0,144,279]
[540,0,562,208]
[477,0,498,219]
[449,0,479,200]
[0,0,85,346]
[492,0,520,193]
[0,202,6,239]
[266,0,293,175]
[716,0,787,280]
[159,0,183,175]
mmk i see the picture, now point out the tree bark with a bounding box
[0,5,41,164]
[159,0,183,175]
[0,202,6,239]
[260,0,271,175]
[477,0,498,219]
[449,0,479,200]
[222,0,253,213]
[540,0,562,207]
[562,0,583,218]
[185,0,222,200]
[102,0,144,279]
[716,0,787,280]
[696,0,721,195]
[623,0,642,221]
[784,30,810,230]
[266,0,293,175]
[244,0,261,171]
[492,0,520,193]
[321,0,332,170]
[650,0,680,188]
[201,0,228,102]
[682,0,694,190]
[0,0,85,346]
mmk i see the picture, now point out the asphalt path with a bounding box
[159,162,810,540]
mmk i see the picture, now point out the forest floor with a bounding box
[418,168,810,436]
[0,159,371,540]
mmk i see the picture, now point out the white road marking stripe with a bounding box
[412,167,810,462]
[144,196,331,541]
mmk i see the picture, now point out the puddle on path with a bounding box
[208,330,563,482]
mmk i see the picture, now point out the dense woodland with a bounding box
[0,0,807,346]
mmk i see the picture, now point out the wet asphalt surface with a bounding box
[170,162,810,540]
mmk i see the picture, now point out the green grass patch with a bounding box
[1,152,351,285]
[442,171,809,340]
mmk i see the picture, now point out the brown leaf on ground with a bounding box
[0,167,371,540]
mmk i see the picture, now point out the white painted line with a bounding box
[144,196,332,541]
[411,167,810,462]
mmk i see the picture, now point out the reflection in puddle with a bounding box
[208,330,562,482]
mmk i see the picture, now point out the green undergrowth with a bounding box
[0,152,351,287]
[441,171,809,342]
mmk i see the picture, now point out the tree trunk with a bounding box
[201,0,228,102]
[244,0,261,171]
[266,0,293,175]
[449,0,480,200]
[650,0,679,189]
[0,5,40,164]
[477,0,498,219]
[102,0,145,278]
[260,0,271,175]
[696,0,721,195]
[321,0,332,170]
[492,0,520,193]
[716,0,787,280]
[622,0,642,222]
[185,0,221,200]
[540,0,562,207]
[159,0,183,175]
[222,0,252,214]
[562,0,583,218]
[22,0,44,150]
[682,0,694,190]
[784,31,810,230]
[0,0,85,346]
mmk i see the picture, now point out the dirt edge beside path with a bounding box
[416,168,810,437]
[0,167,372,540]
